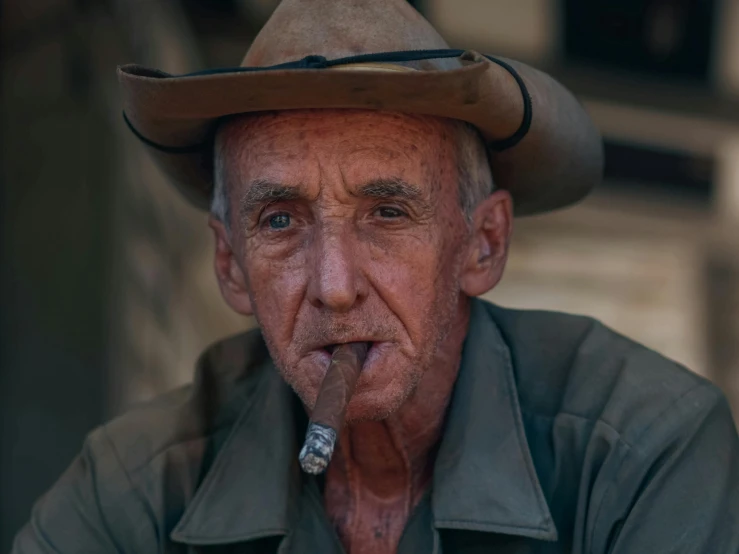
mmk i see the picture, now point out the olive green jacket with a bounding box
[12,299,739,553]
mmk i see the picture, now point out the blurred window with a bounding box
[564,0,717,82]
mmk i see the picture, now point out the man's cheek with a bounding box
[248,264,305,342]
[376,262,437,337]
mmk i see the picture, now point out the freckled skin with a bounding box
[219,110,468,419]
[210,109,513,554]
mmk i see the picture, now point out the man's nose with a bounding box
[307,226,368,312]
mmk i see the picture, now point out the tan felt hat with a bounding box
[117,0,603,215]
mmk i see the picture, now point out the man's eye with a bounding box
[376,207,406,218]
[267,213,291,229]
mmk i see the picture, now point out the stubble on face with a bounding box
[217,109,472,422]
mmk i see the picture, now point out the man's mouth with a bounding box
[321,341,374,357]
[313,341,387,372]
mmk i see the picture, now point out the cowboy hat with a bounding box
[117,0,603,215]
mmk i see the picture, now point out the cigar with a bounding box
[298,341,369,474]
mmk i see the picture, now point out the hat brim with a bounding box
[118,51,602,215]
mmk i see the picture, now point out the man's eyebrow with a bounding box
[238,180,303,221]
[358,178,422,200]
[237,178,422,222]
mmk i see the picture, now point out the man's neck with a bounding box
[323,301,470,554]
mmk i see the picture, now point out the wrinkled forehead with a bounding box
[215,109,459,185]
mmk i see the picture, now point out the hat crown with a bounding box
[242,0,450,67]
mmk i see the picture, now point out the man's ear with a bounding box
[209,217,254,316]
[459,189,513,297]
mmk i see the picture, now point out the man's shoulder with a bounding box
[99,328,270,477]
[11,329,275,553]
[485,301,723,446]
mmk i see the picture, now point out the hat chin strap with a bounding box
[328,62,416,72]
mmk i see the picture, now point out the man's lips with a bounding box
[307,340,389,373]
[320,341,372,355]
[316,341,377,363]
[307,338,384,355]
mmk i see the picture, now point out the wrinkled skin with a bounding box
[210,109,512,554]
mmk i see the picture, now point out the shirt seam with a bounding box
[116,386,255,476]
[627,382,714,450]
[125,431,225,476]
[111,344,264,476]
[586,382,712,554]
[521,409,633,449]
[82,441,126,554]
[100,425,161,546]
[172,527,290,544]
[434,518,550,531]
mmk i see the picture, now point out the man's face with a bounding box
[215,109,477,421]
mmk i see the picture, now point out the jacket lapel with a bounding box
[432,298,558,541]
[170,358,300,547]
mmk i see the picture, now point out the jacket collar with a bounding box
[431,298,557,540]
[171,297,557,545]
[170,351,303,545]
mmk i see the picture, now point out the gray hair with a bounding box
[211,148,231,228]
[453,120,495,223]
[211,118,494,231]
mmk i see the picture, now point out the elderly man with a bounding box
[13,0,739,553]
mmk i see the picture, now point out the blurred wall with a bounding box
[104,0,247,415]
[423,0,557,62]
[1,2,114,547]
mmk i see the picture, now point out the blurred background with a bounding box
[2,0,739,548]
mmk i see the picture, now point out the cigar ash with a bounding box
[299,422,338,474]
